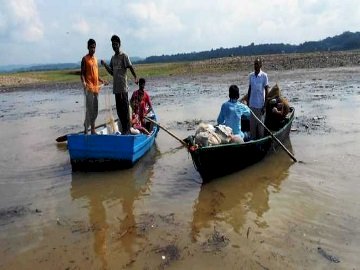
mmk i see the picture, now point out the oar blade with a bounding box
[56,135,68,142]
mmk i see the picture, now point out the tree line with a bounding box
[138,31,360,64]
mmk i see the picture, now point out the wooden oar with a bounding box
[55,120,117,142]
[144,116,188,147]
[250,109,297,162]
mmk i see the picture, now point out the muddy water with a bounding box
[0,67,360,269]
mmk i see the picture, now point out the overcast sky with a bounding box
[0,0,359,66]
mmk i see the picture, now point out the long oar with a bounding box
[250,109,297,162]
[144,116,188,147]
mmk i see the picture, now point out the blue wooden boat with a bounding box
[67,116,159,171]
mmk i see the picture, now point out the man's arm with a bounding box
[96,60,108,87]
[217,104,225,124]
[130,92,136,111]
[80,57,87,89]
[242,103,251,118]
[264,85,269,101]
[247,85,251,106]
[98,77,108,86]
[101,59,113,76]
[128,65,138,84]
[145,93,153,114]
[262,85,270,113]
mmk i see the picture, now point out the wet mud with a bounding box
[0,205,42,226]
[1,64,360,269]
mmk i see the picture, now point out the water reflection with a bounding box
[70,146,159,268]
[56,142,68,152]
[191,142,294,240]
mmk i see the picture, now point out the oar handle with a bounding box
[144,116,188,147]
[250,109,297,162]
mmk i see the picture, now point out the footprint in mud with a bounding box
[317,247,340,263]
[154,244,181,269]
[201,227,230,252]
[293,115,332,134]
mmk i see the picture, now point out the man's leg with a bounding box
[115,92,130,134]
[84,91,92,134]
[250,107,263,139]
[258,111,265,138]
[90,94,98,134]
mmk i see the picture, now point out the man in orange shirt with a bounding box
[81,38,107,134]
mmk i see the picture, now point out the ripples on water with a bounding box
[1,68,360,269]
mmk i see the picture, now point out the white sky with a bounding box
[0,0,359,66]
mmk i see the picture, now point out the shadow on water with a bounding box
[69,145,160,269]
[56,142,68,152]
[191,141,294,241]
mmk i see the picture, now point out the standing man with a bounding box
[247,58,269,139]
[81,38,107,134]
[101,35,138,135]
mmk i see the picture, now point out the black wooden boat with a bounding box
[186,108,295,182]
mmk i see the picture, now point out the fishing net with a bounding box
[104,85,119,134]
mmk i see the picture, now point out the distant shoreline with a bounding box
[1,50,359,91]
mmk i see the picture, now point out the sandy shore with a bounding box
[1,50,359,91]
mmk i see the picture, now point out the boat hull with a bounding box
[188,108,295,182]
[67,120,159,171]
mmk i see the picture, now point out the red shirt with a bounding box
[130,89,152,125]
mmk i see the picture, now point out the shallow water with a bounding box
[0,67,360,269]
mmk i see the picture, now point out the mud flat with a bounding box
[189,49,360,72]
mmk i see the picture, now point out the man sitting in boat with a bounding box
[130,112,151,135]
[130,78,153,134]
[217,85,251,142]
[265,84,290,130]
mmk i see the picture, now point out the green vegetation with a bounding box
[135,62,192,77]
[4,60,232,85]
[1,63,196,86]
[2,48,360,88]
[141,31,360,63]
[23,70,81,82]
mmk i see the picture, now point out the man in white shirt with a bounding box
[247,58,269,139]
